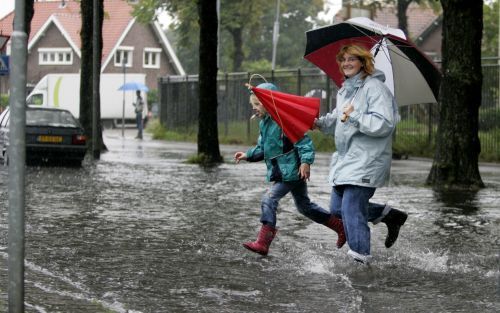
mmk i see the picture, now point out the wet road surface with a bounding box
[0,129,499,312]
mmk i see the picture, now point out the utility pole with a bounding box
[122,60,126,137]
[9,0,28,311]
[271,0,280,70]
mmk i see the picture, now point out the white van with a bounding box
[26,73,147,127]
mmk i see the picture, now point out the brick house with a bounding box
[0,0,185,93]
[373,4,442,61]
[336,3,442,61]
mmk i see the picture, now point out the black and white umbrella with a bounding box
[304,17,441,106]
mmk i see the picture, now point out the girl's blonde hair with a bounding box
[336,45,375,79]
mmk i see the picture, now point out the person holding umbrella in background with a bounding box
[133,90,144,139]
[314,45,408,264]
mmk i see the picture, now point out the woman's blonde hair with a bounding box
[336,45,375,79]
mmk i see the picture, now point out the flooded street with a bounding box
[0,129,499,312]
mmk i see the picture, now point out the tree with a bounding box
[197,0,223,164]
[396,0,412,35]
[25,0,34,37]
[351,1,439,39]
[134,0,273,72]
[393,1,441,38]
[133,0,323,73]
[482,0,499,57]
[221,0,270,71]
[341,1,441,40]
[134,0,222,164]
[244,0,324,70]
[80,0,105,158]
[426,0,484,189]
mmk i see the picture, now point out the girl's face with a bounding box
[250,95,267,118]
[340,53,363,78]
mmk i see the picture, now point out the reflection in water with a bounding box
[0,130,499,312]
[431,189,492,251]
[136,143,144,158]
[433,189,480,213]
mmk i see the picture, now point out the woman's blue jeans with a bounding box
[260,180,331,227]
[329,185,386,256]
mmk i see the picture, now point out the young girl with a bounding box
[234,82,345,256]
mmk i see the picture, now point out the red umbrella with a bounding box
[249,85,320,143]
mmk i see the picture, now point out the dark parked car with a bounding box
[0,106,87,166]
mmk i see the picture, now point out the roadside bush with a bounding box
[146,118,197,141]
[148,118,499,162]
[479,107,500,131]
[218,120,260,145]
[308,131,335,152]
[479,127,500,161]
[393,133,435,158]
[0,94,8,111]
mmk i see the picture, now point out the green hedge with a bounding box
[0,94,8,110]
[146,118,499,162]
[479,107,500,131]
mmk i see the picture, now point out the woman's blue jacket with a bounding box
[315,70,398,188]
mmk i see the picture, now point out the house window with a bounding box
[114,46,134,67]
[143,48,161,69]
[38,48,73,65]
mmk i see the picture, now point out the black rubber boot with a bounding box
[381,208,408,248]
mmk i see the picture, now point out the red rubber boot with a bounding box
[325,216,346,248]
[243,224,277,256]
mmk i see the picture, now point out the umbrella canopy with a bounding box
[118,81,149,92]
[250,85,320,144]
[304,17,441,106]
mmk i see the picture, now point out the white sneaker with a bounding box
[347,250,372,265]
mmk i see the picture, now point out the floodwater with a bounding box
[0,129,499,312]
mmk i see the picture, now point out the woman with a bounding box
[314,45,408,264]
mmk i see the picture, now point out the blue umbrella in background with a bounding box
[118,81,148,137]
[118,81,149,92]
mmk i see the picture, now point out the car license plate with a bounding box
[37,135,63,143]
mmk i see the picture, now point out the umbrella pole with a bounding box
[373,37,385,57]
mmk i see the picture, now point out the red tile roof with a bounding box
[0,1,81,42]
[53,13,82,48]
[0,0,135,61]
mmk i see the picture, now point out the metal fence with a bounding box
[158,62,500,160]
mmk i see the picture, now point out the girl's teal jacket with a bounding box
[245,114,315,182]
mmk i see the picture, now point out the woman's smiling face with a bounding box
[340,53,362,78]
